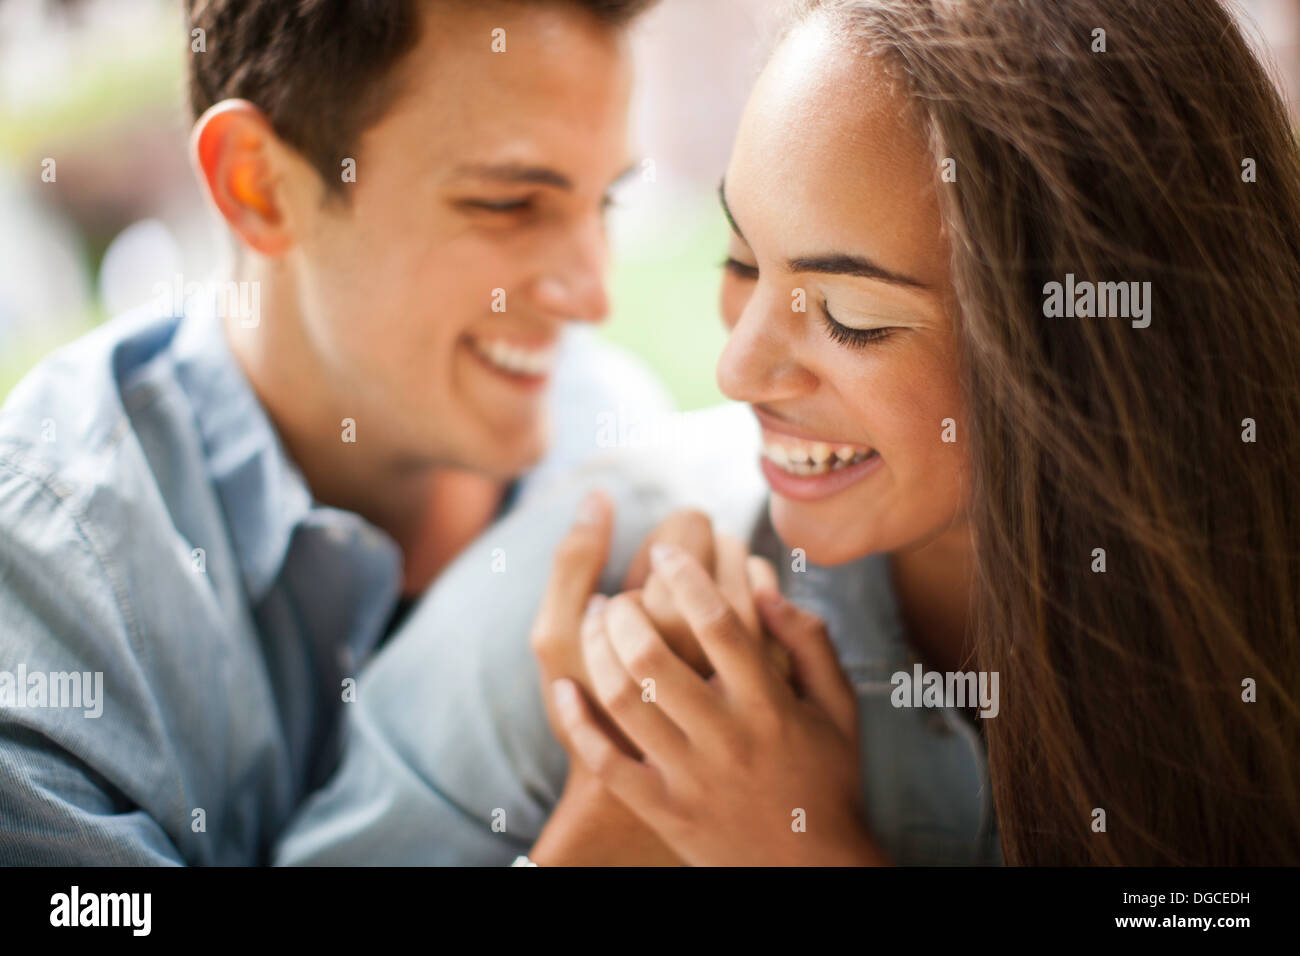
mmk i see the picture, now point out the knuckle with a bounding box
[599,675,640,714]
[699,601,744,643]
[626,637,664,677]
[716,726,752,766]
[662,507,711,534]
[588,740,621,779]
[784,605,827,642]
[606,591,641,621]
[749,699,782,738]
[529,626,558,656]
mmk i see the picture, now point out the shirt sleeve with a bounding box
[272,463,673,865]
[0,458,184,865]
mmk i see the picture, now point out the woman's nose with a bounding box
[716,293,818,403]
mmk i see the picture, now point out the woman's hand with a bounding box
[529,490,781,745]
[526,490,780,864]
[550,542,885,866]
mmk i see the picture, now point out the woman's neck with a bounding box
[888,521,976,678]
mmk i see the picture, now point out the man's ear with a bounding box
[190,99,296,257]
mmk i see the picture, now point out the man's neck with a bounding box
[220,264,506,596]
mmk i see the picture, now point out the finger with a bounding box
[745,555,779,596]
[530,489,613,668]
[551,678,666,810]
[739,555,793,680]
[755,591,856,736]
[603,592,728,746]
[622,508,716,590]
[649,543,778,703]
[713,531,760,637]
[582,595,691,764]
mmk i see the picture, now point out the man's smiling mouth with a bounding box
[465,334,558,379]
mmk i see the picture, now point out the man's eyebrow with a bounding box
[787,254,928,290]
[453,161,641,193]
[718,179,745,241]
[454,163,573,189]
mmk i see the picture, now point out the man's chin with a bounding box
[466,425,550,481]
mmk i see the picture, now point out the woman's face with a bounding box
[717,15,970,566]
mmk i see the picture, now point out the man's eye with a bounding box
[721,256,759,280]
[457,198,533,213]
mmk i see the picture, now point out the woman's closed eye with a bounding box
[822,307,894,348]
[722,256,896,348]
[722,256,759,280]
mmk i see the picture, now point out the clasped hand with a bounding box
[528,490,882,866]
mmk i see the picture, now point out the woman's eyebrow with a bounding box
[718,179,746,240]
[787,254,928,291]
[719,179,928,291]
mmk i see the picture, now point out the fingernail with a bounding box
[649,542,681,568]
[584,593,607,619]
[575,489,606,526]
[756,589,785,608]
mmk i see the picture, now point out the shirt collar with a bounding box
[168,290,402,613]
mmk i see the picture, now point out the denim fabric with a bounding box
[0,292,671,865]
[275,404,1002,866]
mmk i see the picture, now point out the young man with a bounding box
[0,0,662,864]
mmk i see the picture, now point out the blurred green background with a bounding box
[0,0,758,409]
[7,0,1295,409]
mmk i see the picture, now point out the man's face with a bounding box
[280,1,635,477]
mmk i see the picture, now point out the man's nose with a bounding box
[531,214,610,324]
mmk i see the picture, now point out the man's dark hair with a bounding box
[186,0,655,196]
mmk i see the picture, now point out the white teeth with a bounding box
[762,435,872,476]
[472,337,555,376]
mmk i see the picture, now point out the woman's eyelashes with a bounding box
[721,257,895,348]
[822,307,894,348]
[722,256,759,280]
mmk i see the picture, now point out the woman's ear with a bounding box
[190,99,295,257]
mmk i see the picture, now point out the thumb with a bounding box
[754,590,856,736]
[531,489,614,659]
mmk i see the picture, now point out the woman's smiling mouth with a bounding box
[753,407,882,501]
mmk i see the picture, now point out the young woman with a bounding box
[529,0,1300,865]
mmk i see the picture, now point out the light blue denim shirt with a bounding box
[275,404,1002,866]
[0,293,672,865]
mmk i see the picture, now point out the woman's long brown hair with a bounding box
[797,0,1300,864]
